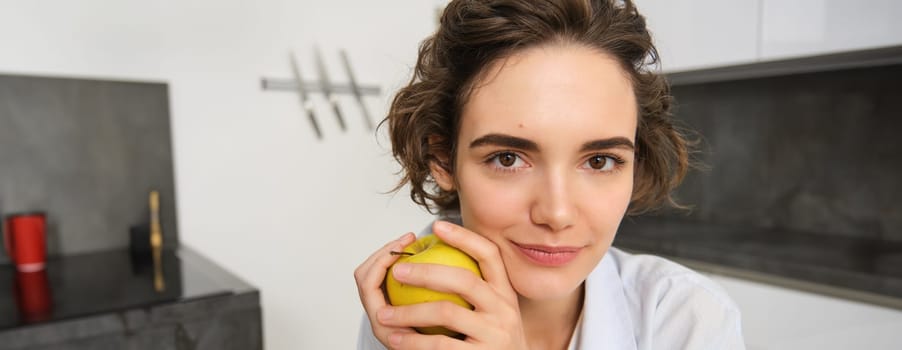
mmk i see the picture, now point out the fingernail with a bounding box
[434,220,451,234]
[389,333,402,347]
[393,263,411,278]
[377,307,393,322]
[396,232,411,241]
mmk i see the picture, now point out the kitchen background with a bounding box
[0,0,901,349]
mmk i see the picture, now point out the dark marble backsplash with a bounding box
[673,65,902,241]
[0,74,178,261]
[663,63,902,242]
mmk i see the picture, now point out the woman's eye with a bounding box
[493,152,521,168]
[586,155,615,171]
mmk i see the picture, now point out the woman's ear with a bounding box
[429,160,455,191]
[427,135,455,192]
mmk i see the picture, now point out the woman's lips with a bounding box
[513,242,581,267]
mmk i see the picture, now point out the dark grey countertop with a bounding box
[0,246,255,330]
[0,246,262,349]
[613,218,902,310]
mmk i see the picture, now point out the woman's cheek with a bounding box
[458,171,531,232]
[596,178,633,215]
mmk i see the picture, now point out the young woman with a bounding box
[354,0,745,349]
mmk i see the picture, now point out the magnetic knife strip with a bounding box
[261,49,380,140]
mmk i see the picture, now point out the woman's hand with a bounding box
[374,221,528,349]
[354,232,419,348]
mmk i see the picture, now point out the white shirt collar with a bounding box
[576,250,638,350]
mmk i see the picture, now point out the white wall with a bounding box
[0,1,439,348]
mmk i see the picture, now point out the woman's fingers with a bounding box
[432,221,517,300]
[381,302,519,349]
[378,301,519,341]
[378,301,482,338]
[385,330,465,350]
[353,232,417,346]
[389,262,502,315]
[356,232,415,280]
[388,261,522,343]
[355,232,415,303]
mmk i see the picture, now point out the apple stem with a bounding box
[390,251,414,256]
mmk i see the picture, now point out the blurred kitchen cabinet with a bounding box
[635,0,760,72]
[638,0,902,73]
[710,274,902,349]
[760,0,902,61]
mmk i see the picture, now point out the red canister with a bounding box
[3,212,47,272]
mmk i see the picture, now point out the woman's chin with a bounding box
[511,274,583,302]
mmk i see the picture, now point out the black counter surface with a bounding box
[0,247,261,349]
[614,218,902,308]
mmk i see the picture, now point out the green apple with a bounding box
[385,233,483,337]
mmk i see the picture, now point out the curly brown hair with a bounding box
[384,0,694,215]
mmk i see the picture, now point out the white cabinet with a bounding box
[708,274,902,349]
[638,0,902,73]
[635,0,760,72]
[760,0,902,60]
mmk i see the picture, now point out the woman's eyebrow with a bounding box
[580,137,635,152]
[469,133,538,151]
[470,133,635,152]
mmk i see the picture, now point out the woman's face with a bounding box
[432,44,637,301]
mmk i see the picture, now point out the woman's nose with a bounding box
[529,171,577,232]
